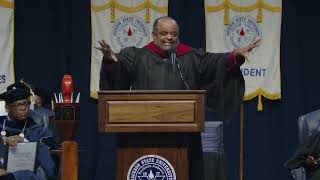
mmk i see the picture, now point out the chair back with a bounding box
[61,141,78,180]
[298,109,320,144]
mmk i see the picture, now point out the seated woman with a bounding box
[0,85,55,180]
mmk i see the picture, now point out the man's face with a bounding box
[34,95,43,107]
[152,19,179,51]
[5,99,30,121]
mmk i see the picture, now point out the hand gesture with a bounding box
[3,135,23,148]
[233,39,261,61]
[305,155,319,171]
[95,40,117,62]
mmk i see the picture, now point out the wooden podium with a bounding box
[98,90,205,180]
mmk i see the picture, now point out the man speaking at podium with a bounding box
[97,16,260,179]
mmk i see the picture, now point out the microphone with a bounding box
[169,48,177,72]
[169,48,190,90]
[168,48,176,56]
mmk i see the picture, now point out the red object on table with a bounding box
[62,74,73,103]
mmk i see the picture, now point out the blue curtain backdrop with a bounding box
[13,0,319,179]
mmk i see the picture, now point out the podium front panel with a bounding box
[98,90,205,132]
[108,100,195,123]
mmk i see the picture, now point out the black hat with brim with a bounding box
[7,82,31,92]
[0,88,31,104]
[33,87,51,101]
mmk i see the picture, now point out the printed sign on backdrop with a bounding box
[0,0,15,94]
[205,0,282,110]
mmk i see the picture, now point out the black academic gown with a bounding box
[100,46,244,121]
[0,116,55,180]
[100,44,245,180]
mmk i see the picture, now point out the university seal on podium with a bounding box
[224,15,262,54]
[127,155,176,180]
[111,14,150,52]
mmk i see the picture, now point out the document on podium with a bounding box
[0,142,38,172]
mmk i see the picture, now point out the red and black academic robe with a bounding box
[100,42,245,121]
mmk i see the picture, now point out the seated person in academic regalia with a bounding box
[6,82,60,145]
[32,87,60,143]
[33,87,53,112]
[0,87,55,180]
[285,131,320,180]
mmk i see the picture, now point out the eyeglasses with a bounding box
[9,101,31,109]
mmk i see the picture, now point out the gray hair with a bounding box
[152,16,179,33]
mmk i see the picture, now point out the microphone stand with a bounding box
[170,50,190,90]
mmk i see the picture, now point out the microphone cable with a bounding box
[170,50,190,90]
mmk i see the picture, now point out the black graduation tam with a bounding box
[7,81,31,92]
[33,87,50,100]
[0,88,31,104]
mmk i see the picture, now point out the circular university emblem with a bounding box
[111,15,150,52]
[224,15,262,54]
[127,155,176,180]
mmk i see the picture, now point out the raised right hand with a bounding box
[305,155,319,171]
[95,40,117,62]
